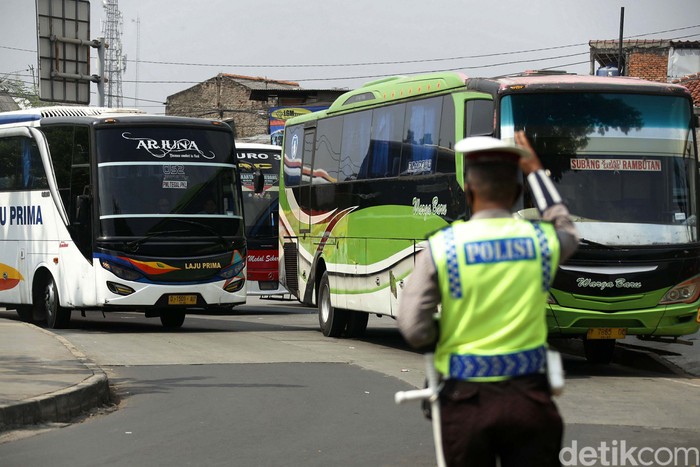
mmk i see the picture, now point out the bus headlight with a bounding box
[219,261,245,279]
[659,275,700,305]
[100,259,144,282]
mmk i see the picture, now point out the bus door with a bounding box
[0,128,52,306]
[300,127,316,234]
[298,127,326,303]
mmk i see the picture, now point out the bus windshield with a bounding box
[502,92,697,246]
[96,127,242,242]
[238,146,281,238]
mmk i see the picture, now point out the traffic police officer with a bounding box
[398,131,579,467]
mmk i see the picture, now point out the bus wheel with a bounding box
[345,310,369,338]
[160,310,186,329]
[40,277,71,329]
[318,271,347,337]
[583,338,616,364]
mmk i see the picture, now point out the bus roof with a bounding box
[1,106,144,119]
[284,72,470,127]
[466,71,693,97]
[284,70,694,128]
[0,106,230,129]
[234,141,281,150]
[326,72,469,115]
[0,106,145,127]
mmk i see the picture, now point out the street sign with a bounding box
[35,0,93,104]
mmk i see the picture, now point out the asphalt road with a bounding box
[0,297,698,467]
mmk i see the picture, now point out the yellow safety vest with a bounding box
[429,217,560,381]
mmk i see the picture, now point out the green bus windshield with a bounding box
[501,92,697,246]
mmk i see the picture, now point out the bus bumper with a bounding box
[546,303,700,337]
[246,280,289,296]
[100,280,246,308]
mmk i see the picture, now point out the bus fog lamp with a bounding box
[224,278,245,293]
[107,281,135,296]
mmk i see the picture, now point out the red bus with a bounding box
[237,143,287,296]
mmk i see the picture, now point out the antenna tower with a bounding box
[102,0,125,107]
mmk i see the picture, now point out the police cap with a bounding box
[455,136,530,165]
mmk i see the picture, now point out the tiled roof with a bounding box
[0,91,20,112]
[219,74,300,90]
[671,73,700,106]
[167,74,301,100]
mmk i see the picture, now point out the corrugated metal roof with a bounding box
[670,40,700,49]
[590,39,700,50]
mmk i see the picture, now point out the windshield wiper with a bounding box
[125,229,190,252]
[578,238,619,250]
[168,218,230,250]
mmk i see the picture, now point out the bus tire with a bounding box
[318,271,347,337]
[40,276,71,329]
[345,310,369,338]
[160,310,186,329]
[583,338,616,364]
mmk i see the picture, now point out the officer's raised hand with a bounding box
[514,130,543,175]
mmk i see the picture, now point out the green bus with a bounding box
[278,71,700,363]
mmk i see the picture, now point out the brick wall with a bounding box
[627,49,669,82]
[166,77,271,138]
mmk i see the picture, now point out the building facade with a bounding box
[589,39,700,110]
[165,74,346,140]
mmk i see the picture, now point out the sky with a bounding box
[1,0,699,115]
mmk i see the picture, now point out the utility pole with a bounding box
[618,7,625,75]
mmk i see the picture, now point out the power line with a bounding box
[5,31,697,92]
[2,23,698,69]
[15,29,697,88]
[0,45,35,53]
[120,23,700,69]
[3,23,699,108]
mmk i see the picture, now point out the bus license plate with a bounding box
[586,328,627,340]
[168,295,197,305]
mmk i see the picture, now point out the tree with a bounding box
[0,74,42,109]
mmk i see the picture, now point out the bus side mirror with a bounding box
[253,169,264,194]
[76,194,91,224]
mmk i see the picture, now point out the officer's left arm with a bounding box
[543,204,579,264]
[397,249,440,351]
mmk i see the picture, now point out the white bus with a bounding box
[0,107,247,329]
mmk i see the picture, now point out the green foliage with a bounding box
[0,76,41,108]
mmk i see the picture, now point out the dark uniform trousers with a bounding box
[439,374,562,467]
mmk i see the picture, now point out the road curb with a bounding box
[0,324,111,431]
